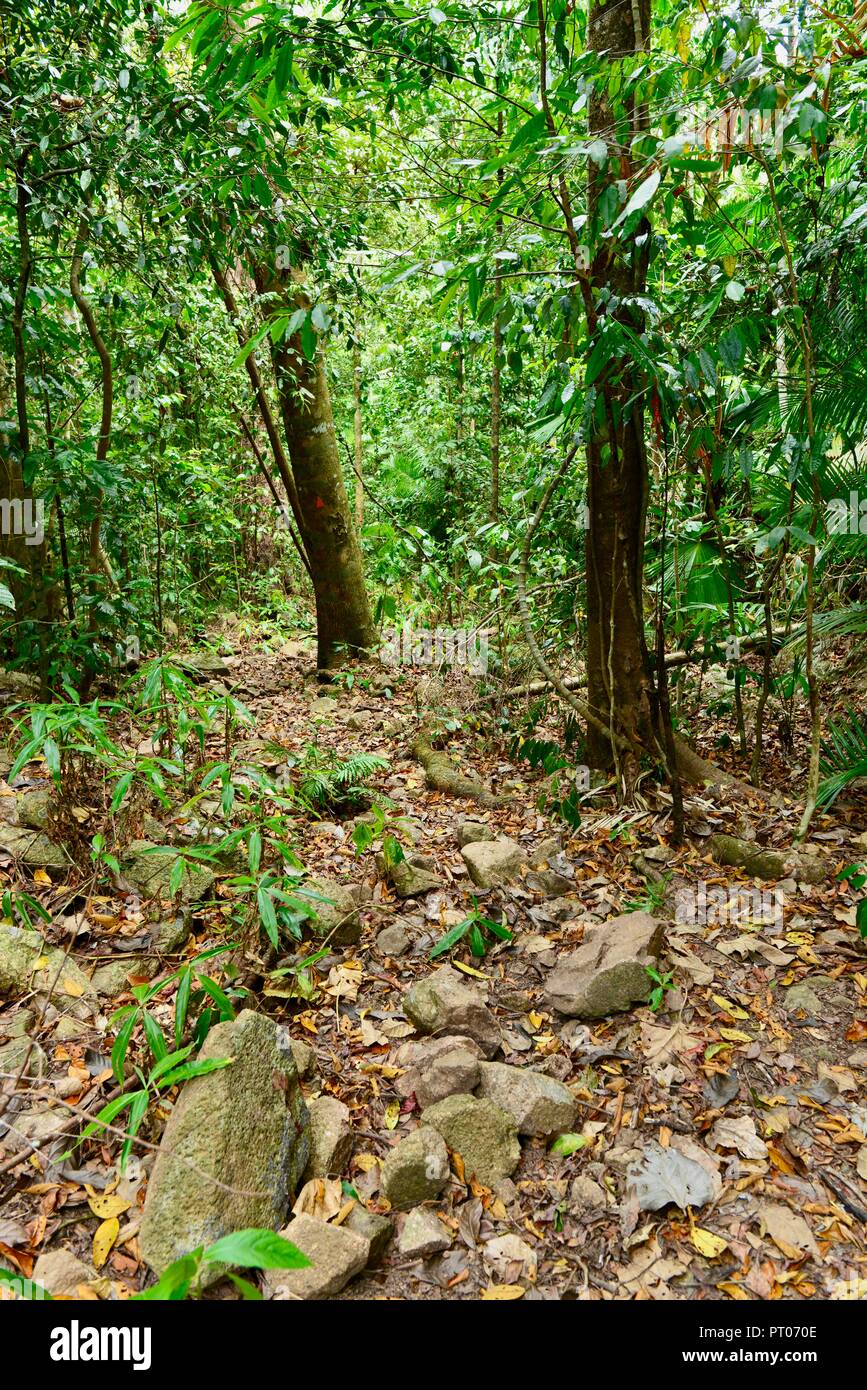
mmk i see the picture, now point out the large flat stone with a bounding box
[545,911,664,1018]
[461,837,526,889]
[264,1213,369,1300]
[140,1011,310,1278]
[476,1062,577,1137]
[403,966,501,1057]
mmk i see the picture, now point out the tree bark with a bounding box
[353,339,364,529]
[255,265,375,669]
[583,0,658,776]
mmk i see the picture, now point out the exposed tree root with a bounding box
[707,832,828,883]
[673,735,768,801]
[411,734,508,807]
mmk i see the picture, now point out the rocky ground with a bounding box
[1,632,866,1302]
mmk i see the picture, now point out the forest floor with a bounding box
[1,624,867,1301]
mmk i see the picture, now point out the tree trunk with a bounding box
[353,340,364,529]
[583,0,658,774]
[256,266,375,669]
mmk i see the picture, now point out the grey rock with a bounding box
[0,1106,69,1154]
[411,1047,480,1109]
[264,1213,369,1300]
[0,1034,47,1078]
[782,982,825,1015]
[140,1010,310,1278]
[121,840,215,906]
[91,958,151,997]
[461,837,527,889]
[395,1034,483,1094]
[0,824,69,873]
[457,819,496,848]
[344,1205,393,1261]
[545,912,664,1018]
[304,876,361,945]
[151,915,191,954]
[309,696,339,717]
[403,966,501,1057]
[376,922,411,958]
[398,1207,451,1258]
[0,668,39,703]
[569,1176,607,1211]
[290,1038,317,1080]
[421,1093,520,1186]
[381,854,441,898]
[529,836,561,868]
[380,1126,450,1209]
[304,1096,353,1179]
[54,1016,88,1041]
[527,869,574,898]
[174,651,232,680]
[476,1061,577,1137]
[16,789,53,831]
[0,925,96,1014]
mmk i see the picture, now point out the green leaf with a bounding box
[175,966,192,1047]
[143,1010,168,1063]
[430,917,472,959]
[132,1251,202,1300]
[111,1010,137,1086]
[614,169,661,227]
[119,1089,149,1174]
[76,1090,141,1148]
[155,1056,234,1089]
[550,1133,588,1156]
[202,1228,312,1271]
[248,829,262,873]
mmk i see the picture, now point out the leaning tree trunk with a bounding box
[583,0,658,776]
[255,266,375,669]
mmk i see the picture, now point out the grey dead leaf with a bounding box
[759,1202,820,1260]
[626,1141,716,1212]
[817,1061,858,1095]
[857,1146,867,1181]
[618,1239,689,1296]
[703,1069,740,1108]
[640,1019,700,1065]
[667,944,714,986]
[482,1233,537,1283]
[360,1017,388,1047]
[708,1114,769,1161]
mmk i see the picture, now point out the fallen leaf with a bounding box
[87,1195,131,1221]
[92,1217,119,1269]
[692,1227,728,1258]
[480,1283,525,1300]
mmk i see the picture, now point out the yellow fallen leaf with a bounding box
[92,1217,119,1269]
[384,1101,400,1130]
[88,1194,131,1221]
[353,1153,380,1173]
[712,995,748,1020]
[692,1227,728,1258]
[33,868,52,886]
[718,1028,753,1043]
[61,976,86,998]
[481,1284,525,1300]
[718,1281,750,1300]
[527,1011,544,1030]
[33,955,50,970]
[453,961,487,980]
